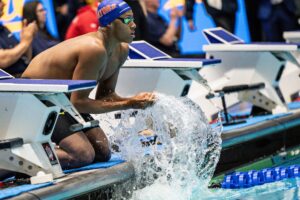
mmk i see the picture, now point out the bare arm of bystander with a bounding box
[0,21,37,69]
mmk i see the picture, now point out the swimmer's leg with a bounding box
[85,127,111,162]
[55,132,95,169]
[52,112,95,169]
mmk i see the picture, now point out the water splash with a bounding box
[94,94,222,199]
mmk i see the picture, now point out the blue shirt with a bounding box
[146,12,179,57]
[32,30,59,57]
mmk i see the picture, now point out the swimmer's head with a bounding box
[97,0,132,27]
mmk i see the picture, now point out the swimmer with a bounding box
[22,0,155,169]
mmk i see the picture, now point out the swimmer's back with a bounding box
[22,32,104,79]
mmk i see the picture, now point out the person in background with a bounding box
[0,0,37,77]
[23,0,59,57]
[244,0,263,42]
[68,0,87,20]
[54,0,72,41]
[185,0,238,33]
[202,0,238,33]
[124,0,148,40]
[258,0,300,42]
[54,0,87,40]
[65,0,99,40]
[295,0,300,19]
[185,0,197,31]
[144,0,182,57]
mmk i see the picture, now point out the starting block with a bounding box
[0,69,97,183]
[116,41,221,97]
[198,27,300,119]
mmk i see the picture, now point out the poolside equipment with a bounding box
[0,69,97,184]
[108,40,221,119]
[284,31,300,43]
[207,82,266,126]
[115,41,221,98]
[198,27,300,120]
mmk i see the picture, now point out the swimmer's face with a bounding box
[0,0,5,18]
[114,10,136,43]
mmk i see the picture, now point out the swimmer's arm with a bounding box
[71,45,154,113]
[94,70,155,111]
[72,73,155,113]
[70,46,134,113]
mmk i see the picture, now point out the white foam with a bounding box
[93,94,222,199]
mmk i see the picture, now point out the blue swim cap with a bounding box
[97,0,131,27]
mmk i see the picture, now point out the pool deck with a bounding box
[7,162,134,200]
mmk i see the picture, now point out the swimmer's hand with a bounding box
[130,92,156,109]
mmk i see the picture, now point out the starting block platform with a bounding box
[0,69,135,199]
[125,40,220,69]
[193,27,300,120]
[0,69,101,184]
[0,78,97,92]
[0,69,97,92]
[117,41,221,97]
[283,31,300,43]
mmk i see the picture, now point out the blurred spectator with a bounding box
[203,0,238,33]
[295,0,300,18]
[65,0,99,39]
[185,0,237,33]
[124,0,148,40]
[0,0,37,77]
[244,0,263,42]
[53,0,72,41]
[68,0,87,19]
[144,0,182,57]
[185,0,197,31]
[54,0,87,40]
[258,0,300,42]
[23,0,59,57]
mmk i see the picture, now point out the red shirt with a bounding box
[65,5,99,39]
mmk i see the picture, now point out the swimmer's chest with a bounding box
[98,54,121,81]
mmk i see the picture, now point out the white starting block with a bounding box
[0,69,97,183]
[116,41,221,97]
[283,31,300,43]
[194,27,300,119]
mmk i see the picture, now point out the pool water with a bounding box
[95,94,300,200]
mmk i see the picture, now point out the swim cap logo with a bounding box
[97,4,117,18]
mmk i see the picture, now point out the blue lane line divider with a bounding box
[221,165,300,189]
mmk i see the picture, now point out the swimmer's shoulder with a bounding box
[68,33,106,55]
